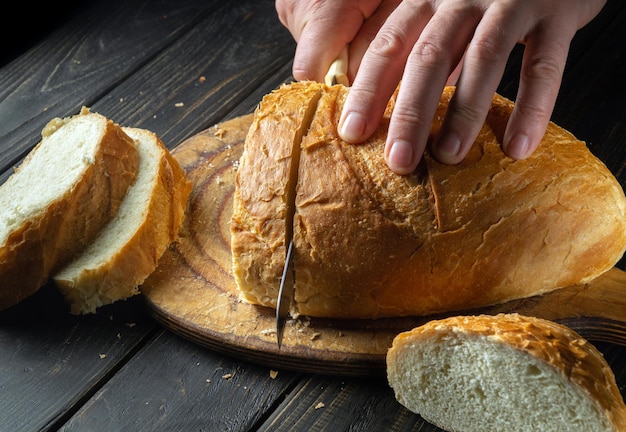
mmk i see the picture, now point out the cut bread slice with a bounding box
[231,81,323,308]
[386,313,626,432]
[0,108,138,310]
[53,127,191,314]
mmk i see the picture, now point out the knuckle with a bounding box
[408,39,448,69]
[451,100,485,125]
[514,100,552,125]
[368,27,409,61]
[522,54,564,84]
[391,105,431,128]
[466,36,508,64]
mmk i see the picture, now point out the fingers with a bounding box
[503,21,575,160]
[339,1,435,149]
[384,4,484,173]
[501,0,607,159]
[281,0,608,174]
[291,13,360,82]
[431,3,528,164]
[280,0,381,83]
[340,1,487,173]
[347,0,404,80]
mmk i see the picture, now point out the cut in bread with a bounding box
[231,82,626,319]
[0,108,138,310]
[386,313,626,432]
[231,81,323,308]
[53,127,191,314]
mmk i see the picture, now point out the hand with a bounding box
[276,0,607,174]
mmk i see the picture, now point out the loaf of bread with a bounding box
[231,82,626,319]
[386,313,626,432]
[0,108,138,310]
[54,127,191,314]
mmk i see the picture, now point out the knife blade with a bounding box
[276,239,295,348]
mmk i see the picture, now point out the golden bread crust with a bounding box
[387,314,626,431]
[0,110,138,310]
[231,81,323,307]
[54,128,191,314]
[231,82,626,318]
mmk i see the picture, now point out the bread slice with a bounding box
[386,313,626,432]
[0,108,138,310]
[53,127,191,314]
[231,82,626,319]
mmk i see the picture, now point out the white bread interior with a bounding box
[53,127,191,314]
[386,313,626,432]
[231,82,626,319]
[0,108,138,310]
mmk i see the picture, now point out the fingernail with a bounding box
[506,134,530,159]
[339,112,367,142]
[387,140,414,171]
[434,132,461,161]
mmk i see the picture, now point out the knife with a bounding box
[276,239,295,348]
[276,47,350,347]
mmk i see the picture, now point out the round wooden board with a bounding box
[140,114,419,376]
[142,114,626,376]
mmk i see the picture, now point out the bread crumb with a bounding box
[213,127,225,139]
[99,354,106,359]
[206,379,211,384]
[125,322,136,328]
[175,102,184,108]
[310,332,321,341]
[314,402,325,410]
[199,76,206,84]
[222,373,234,380]
[260,328,276,336]
[269,370,278,379]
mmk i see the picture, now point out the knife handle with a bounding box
[325,47,349,86]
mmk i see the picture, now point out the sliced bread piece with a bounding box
[386,313,626,432]
[0,108,138,310]
[53,127,191,314]
[231,81,323,308]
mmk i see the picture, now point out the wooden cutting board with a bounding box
[141,114,626,376]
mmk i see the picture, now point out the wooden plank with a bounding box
[255,343,626,431]
[257,375,427,431]
[58,330,302,432]
[0,286,156,432]
[0,0,224,177]
[88,0,295,149]
[0,0,292,431]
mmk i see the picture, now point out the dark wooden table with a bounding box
[1,1,625,431]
